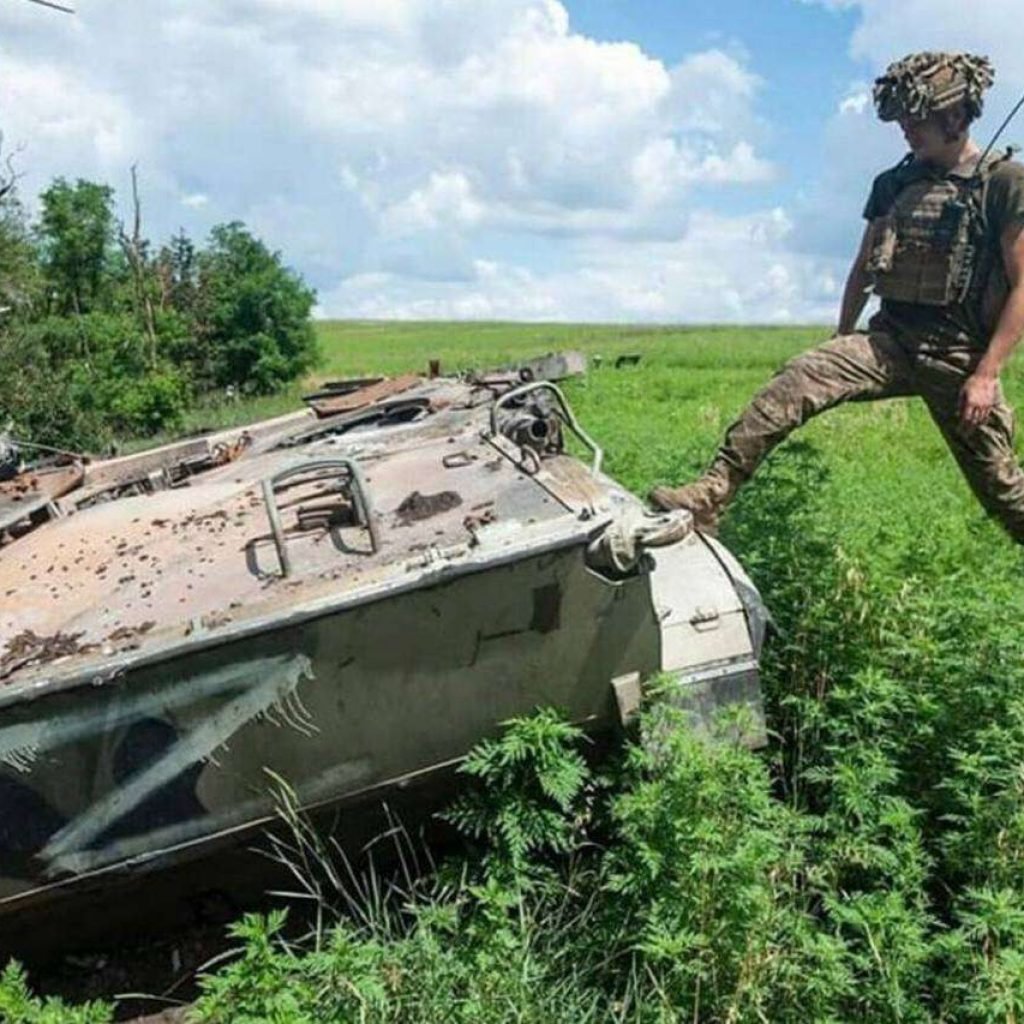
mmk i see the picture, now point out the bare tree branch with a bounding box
[0,132,25,204]
[118,164,159,364]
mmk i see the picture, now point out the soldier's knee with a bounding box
[779,343,852,386]
[772,351,839,410]
[780,351,819,378]
[766,357,821,412]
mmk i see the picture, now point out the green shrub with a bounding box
[443,707,593,881]
[0,962,111,1024]
[191,222,319,394]
[1,313,190,448]
[0,174,319,453]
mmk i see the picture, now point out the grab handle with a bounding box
[261,458,378,577]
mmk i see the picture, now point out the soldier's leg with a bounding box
[917,352,1024,543]
[650,332,915,530]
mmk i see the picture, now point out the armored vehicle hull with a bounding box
[0,363,766,942]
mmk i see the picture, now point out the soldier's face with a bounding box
[897,114,946,159]
[897,110,966,161]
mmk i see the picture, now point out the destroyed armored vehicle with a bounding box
[0,354,766,943]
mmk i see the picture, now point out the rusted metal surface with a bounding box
[306,373,420,418]
[0,629,97,681]
[304,376,385,401]
[0,462,83,539]
[517,350,587,381]
[0,359,768,932]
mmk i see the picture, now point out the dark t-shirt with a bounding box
[862,151,1024,347]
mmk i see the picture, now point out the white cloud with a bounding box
[0,0,800,321]
[838,90,870,116]
[0,56,140,175]
[380,172,485,235]
[804,1,1024,110]
[323,207,843,324]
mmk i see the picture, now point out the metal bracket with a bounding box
[489,381,603,476]
[261,458,378,578]
[612,671,642,726]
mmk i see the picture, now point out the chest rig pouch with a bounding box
[867,161,992,307]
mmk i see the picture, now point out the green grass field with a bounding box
[173,321,825,435]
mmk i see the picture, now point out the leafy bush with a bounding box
[443,707,593,879]
[0,192,38,313]
[0,962,111,1024]
[0,174,318,454]
[190,222,318,394]
[1,313,190,448]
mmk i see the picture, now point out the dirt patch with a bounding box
[0,629,97,681]
[0,474,41,499]
[107,621,156,644]
[394,489,462,526]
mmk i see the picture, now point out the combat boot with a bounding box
[647,470,734,535]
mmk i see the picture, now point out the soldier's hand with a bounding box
[959,372,998,429]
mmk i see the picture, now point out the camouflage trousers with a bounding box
[706,331,1024,542]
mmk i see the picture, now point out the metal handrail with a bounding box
[489,381,603,476]
[261,458,378,577]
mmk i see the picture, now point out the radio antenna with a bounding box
[976,90,1024,170]
[23,0,75,12]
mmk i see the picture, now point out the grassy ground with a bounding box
[168,322,822,438]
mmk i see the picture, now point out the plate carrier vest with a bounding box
[867,152,1009,309]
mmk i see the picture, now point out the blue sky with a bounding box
[573,0,863,166]
[0,0,1021,322]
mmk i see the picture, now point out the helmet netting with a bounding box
[873,51,994,123]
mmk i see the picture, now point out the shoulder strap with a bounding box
[960,148,1016,238]
[964,146,1014,186]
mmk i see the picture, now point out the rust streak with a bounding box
[308,374,421,418]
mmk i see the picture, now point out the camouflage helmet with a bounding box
[873,51,994,123]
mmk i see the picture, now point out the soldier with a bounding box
[650,52,1024,542]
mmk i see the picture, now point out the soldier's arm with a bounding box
[961,224,1024,427]
[976,224,1024,377]
[836,223,876,335]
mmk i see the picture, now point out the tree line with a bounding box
[0,154,318,452]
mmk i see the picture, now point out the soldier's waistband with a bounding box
[869,310,987,357]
